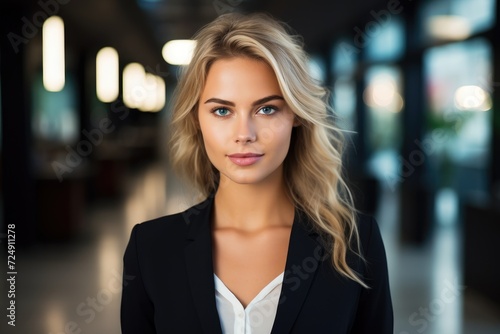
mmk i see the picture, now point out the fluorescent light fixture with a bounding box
[428,15,471,41]
[96,47,119,103]
[43,16,65,92]
[123,63,146,109]
[162,40,196,65]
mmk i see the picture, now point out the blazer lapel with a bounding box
[183,195,223,334]
[272,212,323,333]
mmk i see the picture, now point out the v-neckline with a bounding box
[214,271,284,310]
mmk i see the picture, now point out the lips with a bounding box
[227,153,264,166]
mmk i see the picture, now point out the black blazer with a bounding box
[121,194,393,333]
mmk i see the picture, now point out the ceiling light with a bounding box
[123,63,146,109]
[43,16,65,92]
[154,76,166,112]
[162,40,196,65]
[96,47,119,103]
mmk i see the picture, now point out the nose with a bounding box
[235,115,256,143]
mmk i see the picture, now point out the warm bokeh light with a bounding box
[42,16,65,92]
[96,47,119,103]
[454,85,492,111]
[154,76,166,112]
[363,75,404,113]
[162,39,196,65]
[45,303,65,334]
[139,73,158,112]
[98,236,120,289]
[123,63,165,111]
[372,80,396,107]
[123,62,146,109]
[427,15,472,41]
[139,74,166,112]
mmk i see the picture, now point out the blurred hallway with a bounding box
[2,159,500,334]
[2,0,500,333]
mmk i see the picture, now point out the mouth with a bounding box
[227,153,264,166]
[228,153,263,158]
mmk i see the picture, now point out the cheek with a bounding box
[267,118,295,148]
[200,122,226,157]
[276,129,293,153]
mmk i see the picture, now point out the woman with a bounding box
[121,13,393,334]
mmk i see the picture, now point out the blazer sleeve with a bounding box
[350,217,393,334]
[121,224,156,333]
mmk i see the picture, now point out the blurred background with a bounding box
[1,0,500,333]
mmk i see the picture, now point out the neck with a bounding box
[213,172,295,232]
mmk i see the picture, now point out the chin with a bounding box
[220,172,269,186]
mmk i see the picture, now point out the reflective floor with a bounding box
[2,161,500,334]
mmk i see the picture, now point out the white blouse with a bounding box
[214,272,284,334]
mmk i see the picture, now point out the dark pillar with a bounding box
[0,3,37,246]
[491,2,500,202]
[399,3,433,244]
[462,2,500,308]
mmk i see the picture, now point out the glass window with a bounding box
[32,71,79,144]
[419,0,496,43]
[330,39,359,133]
[332,76,357,131]
[365,17,405,62]
[363,66,404,179]
[331,38,358,76]
[423,38,492,194]
[307,55,327,84]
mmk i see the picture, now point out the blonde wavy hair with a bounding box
[169,13,366,287]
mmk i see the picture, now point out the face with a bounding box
[197,57,298,186]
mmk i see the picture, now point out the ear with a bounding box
[293,117,301,127]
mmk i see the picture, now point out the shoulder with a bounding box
[133,211,188,238]
[130,196,213,246]
[354,213,389,270]
[355,213,382,246]
[127,211,188,255]
[349,213,394,331]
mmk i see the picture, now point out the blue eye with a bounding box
[258,106,277,115]
[213,108,231,117]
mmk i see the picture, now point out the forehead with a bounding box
[201,57,282,99]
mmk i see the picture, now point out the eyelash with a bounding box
[210,105,280,118]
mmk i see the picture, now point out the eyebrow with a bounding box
[203,95,284,107]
